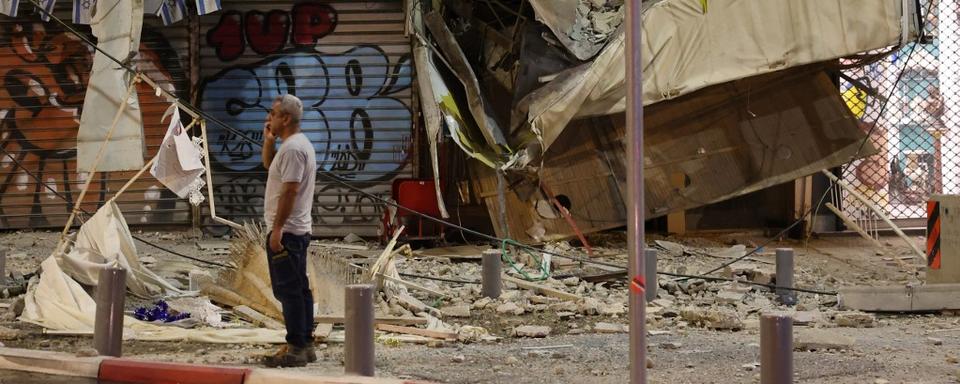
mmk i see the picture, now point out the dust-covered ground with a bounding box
[0,229,958,383]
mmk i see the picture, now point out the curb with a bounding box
[0,347,434,384]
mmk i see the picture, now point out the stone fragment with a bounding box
[442,305,471,318]
[75,348,99,357]
[577,298,601,315]
[549,301,579,312]
[874,379,889,384]
[497,302,525,316]
[472,297,493,310]
[558,311,576,320]
[659,342,682,350]
[927,337,943,346]
[790,311,825,325]
[343,233,363,243]
[594,322,628,334]
[833,311,876,328]
[506,356,520,365]
[562,277,580,287]
[650,299,674,308]
[514,325,551,338]
[599,302,626,316]
[794,329,855,351]
[528,295,553,305]
[679,307,743,330]
[451,354,465,363]
[741,362,759,371]
[715,290,746,305]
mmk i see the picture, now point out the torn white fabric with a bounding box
[516,0,910,152]
[150,105,205,200]
[21,257,286,344]
[77,0,145,173]
[55,201,182,298]
[413,45,450,218]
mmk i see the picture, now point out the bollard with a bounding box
[760,313,793,384]
[0,249,6,285]
[775,248,796,305]
[93,266,127,357]
[345,284,375,377]
[482,249,502,299]
[644,249,657,302]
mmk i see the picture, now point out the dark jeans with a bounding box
[265,231,314,348]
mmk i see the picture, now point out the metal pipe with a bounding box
[775,249,796,306]
[760,313,793,384]
[626,0,646,382]
[482,249,502,299]
[344,284,375,377]
[93,266,127,357]
[645,249,657,302]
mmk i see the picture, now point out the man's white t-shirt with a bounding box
[264,132,316,235]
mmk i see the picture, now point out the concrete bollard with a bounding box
[760,312,793,384]
[644,248,657,302]
[0,249,6,285]
[344,284,375,377]
[775,248,796,306]
[482,249,502,299]
[94,266,127,357]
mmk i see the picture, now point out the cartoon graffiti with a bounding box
[207,3,337,62]
[0,20,185,228]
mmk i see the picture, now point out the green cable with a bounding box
[500,239,550,281]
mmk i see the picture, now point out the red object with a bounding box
[99,359,249,384]
[383,179,444,241]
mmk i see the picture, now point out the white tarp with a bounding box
[76,0,146,173]
[150,105,206,201]
[55,201,181,298]
[515,0,911,152]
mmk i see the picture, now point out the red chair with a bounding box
[381,179,444,242]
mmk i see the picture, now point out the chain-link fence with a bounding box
[837,0,957,223]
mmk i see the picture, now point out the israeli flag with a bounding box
[0,0,20,17]
[73,0,95,24]
[157,0,187,25]
[195,0,220,15]
[38,0,55,21]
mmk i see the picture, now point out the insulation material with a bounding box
[514,0,909,153]
[55,201,181,298]
[76,0,146,173]
[527,0,625,61]
[21,256,285,343]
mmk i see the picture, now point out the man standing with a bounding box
[261,94,317,367]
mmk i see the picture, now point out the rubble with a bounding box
[794,329,855,351]
[680,307,744,330]
[514,325,551,338]
[442,305,472,318]
[833,311,877,328]
[594,322,628,334]
[497,302,526,316]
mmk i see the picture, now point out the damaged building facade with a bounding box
[0,0,944,242]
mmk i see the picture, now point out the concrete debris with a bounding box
[75,348,99,357]
[794,329,855,351]
[598,302,626,316]
[874,379,889,384]
[655,240,686,256]
[528,295,554,305]
[741,362,759,371]
[497,302,526,316]
[650,299,674,308]
[458,326,497,343]
[927,337,943,346]
[680,307,744,330]
[594,322,628,334]
[443,305,472,318]
[451,354,466,363]
[790,311,825,325]
[342,233,363,244]
[577,298,601,315]
[659,342,682,350]
[833,311,877,328]
[715,290,746,305]
[514,325,551,338]
[472,297,494,310]
[562,277,581,287]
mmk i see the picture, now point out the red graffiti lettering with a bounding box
[245,10,290,56]
[207,11,244,61]
[291,3,336,47]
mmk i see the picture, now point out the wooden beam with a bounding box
[234,305,284,330]
[313,323,334,342]
[313,315,428,326]
[502,275,582,302]
[376,324,457,340]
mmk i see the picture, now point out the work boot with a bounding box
[262,344,309,368]
[306,344,317,363]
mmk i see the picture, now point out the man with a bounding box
[261,94,317,367]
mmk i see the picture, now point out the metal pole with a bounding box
[775,249,796,306]
[482,249,502,299]
[93,266,127,357]
[644,249,657,302]
[760,313,793,384]
[626,0,646,382]
[344,284,375,377]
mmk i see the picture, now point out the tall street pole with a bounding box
[626,0,646,383]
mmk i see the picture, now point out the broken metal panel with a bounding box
[516,0,910,154]
[424,11,511,159]
[77,0,146,173]
[480,66,873,242]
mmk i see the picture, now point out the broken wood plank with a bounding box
[234,305,284,330]
[375,324,456,340]
[412,245,489,260]
[313,315,428,326]
[581,270,627,283]
[502,275,582,302]
[839,284,960,312]
[313,323,334,342]
[314,243,370,251]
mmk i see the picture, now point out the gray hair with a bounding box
[273,94,303,125]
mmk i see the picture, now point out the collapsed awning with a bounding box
[514,0,915,153]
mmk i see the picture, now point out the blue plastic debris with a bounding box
[133,300,191,323]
